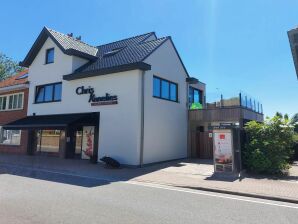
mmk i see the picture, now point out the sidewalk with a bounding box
[0,153,297,203]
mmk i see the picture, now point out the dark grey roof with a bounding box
[21,27,98,67]
[21,27,189,79]
[47,28,98,57]
[76,36,169,73]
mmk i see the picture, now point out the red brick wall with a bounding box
[0,88,28,154]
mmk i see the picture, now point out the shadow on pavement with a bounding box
[0,153,207,188]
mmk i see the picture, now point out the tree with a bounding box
[244,114,294,175]
[291,113,298,133]
[0,52,24,80]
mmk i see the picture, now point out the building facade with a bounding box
[0,70,29,154]
[287,27,298,79]
[5,27,205,166]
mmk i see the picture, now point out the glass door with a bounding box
[75,129,83,157]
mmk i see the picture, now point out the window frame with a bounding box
[35,82,62,104]
[0,92,24,111]
[189,86,203,105]
[0,126,22,146]
[45,48,55,64]
[153,75,178,103]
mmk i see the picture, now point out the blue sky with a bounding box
[0,0,297,117]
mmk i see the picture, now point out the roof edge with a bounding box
[63,62,151,81]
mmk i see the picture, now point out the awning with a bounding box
[3,112,99,130]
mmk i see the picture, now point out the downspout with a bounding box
[139,70,145,167]
[187,82,190,158]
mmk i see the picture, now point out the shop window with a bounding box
[0,127,21,145]
[0,96,7,110]
[0,93,23,111]
[35,82,62,103]
[37,130,61,153]
[45,48,54,64]
[153,76,178,102]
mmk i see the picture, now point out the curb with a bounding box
[131,179,298,204]
[174,185,298,204]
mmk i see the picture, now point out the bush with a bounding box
[244,114,294,175]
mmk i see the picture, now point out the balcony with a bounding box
[189,92,264,126]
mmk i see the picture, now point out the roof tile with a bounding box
[0,69,29,88]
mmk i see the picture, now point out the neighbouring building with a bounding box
[287,27,298,79]
[188,93,264,159]
[0,70,29,154]
[4,27,205,166]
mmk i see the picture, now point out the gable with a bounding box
[21,27,98,67]
[143,38,189,78]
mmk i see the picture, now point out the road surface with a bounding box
[0,169,297,224]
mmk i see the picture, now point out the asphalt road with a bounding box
[0,170,297,224]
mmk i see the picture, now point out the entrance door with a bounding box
[196,132,213,159]
[75,129,83,158]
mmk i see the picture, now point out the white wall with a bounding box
[28,37,88,113]
[28,37,142,165]
[27,35,190,166]
[142,39,188,164]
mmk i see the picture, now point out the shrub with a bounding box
[244,114,294,175]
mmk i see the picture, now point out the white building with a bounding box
[5,27,205,166]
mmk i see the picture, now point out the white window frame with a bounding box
[0,92,24,111]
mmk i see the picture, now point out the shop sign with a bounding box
[76,86,118,106]
[213,129,234,172]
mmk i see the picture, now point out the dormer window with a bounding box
[45,48,54,64]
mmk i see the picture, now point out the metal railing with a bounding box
[205,92,263,114]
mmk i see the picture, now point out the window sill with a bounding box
[34,100,61,104]
[0,108,24,112]
[153,96,179,103]
[0,143,21,146]
[44,62,54,65]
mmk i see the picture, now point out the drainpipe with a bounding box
[139,71,145,167]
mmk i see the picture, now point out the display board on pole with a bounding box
[213,129,234,172]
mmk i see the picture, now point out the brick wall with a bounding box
[0,88,28,154]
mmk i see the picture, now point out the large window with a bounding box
[153,76,178,102]
[0,127,21,145]
[45,48,54,64]
[189,87,203,109]
[37,130,61,154]
[35,82,62,103]
[0,93,23,111]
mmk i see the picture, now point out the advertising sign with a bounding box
[213,129,233,172]
[81,126,95,160]
[76,86,118,106]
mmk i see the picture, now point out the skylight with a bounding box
[16,73,28,80]
[103,47,124,57]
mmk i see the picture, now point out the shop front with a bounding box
[4,112,99,162]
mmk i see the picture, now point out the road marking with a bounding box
[126,181,298,210]
[1,163,298,209]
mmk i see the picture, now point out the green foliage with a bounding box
[244,114,295,175]
[0,52,24,80]
[290,113,298,133]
